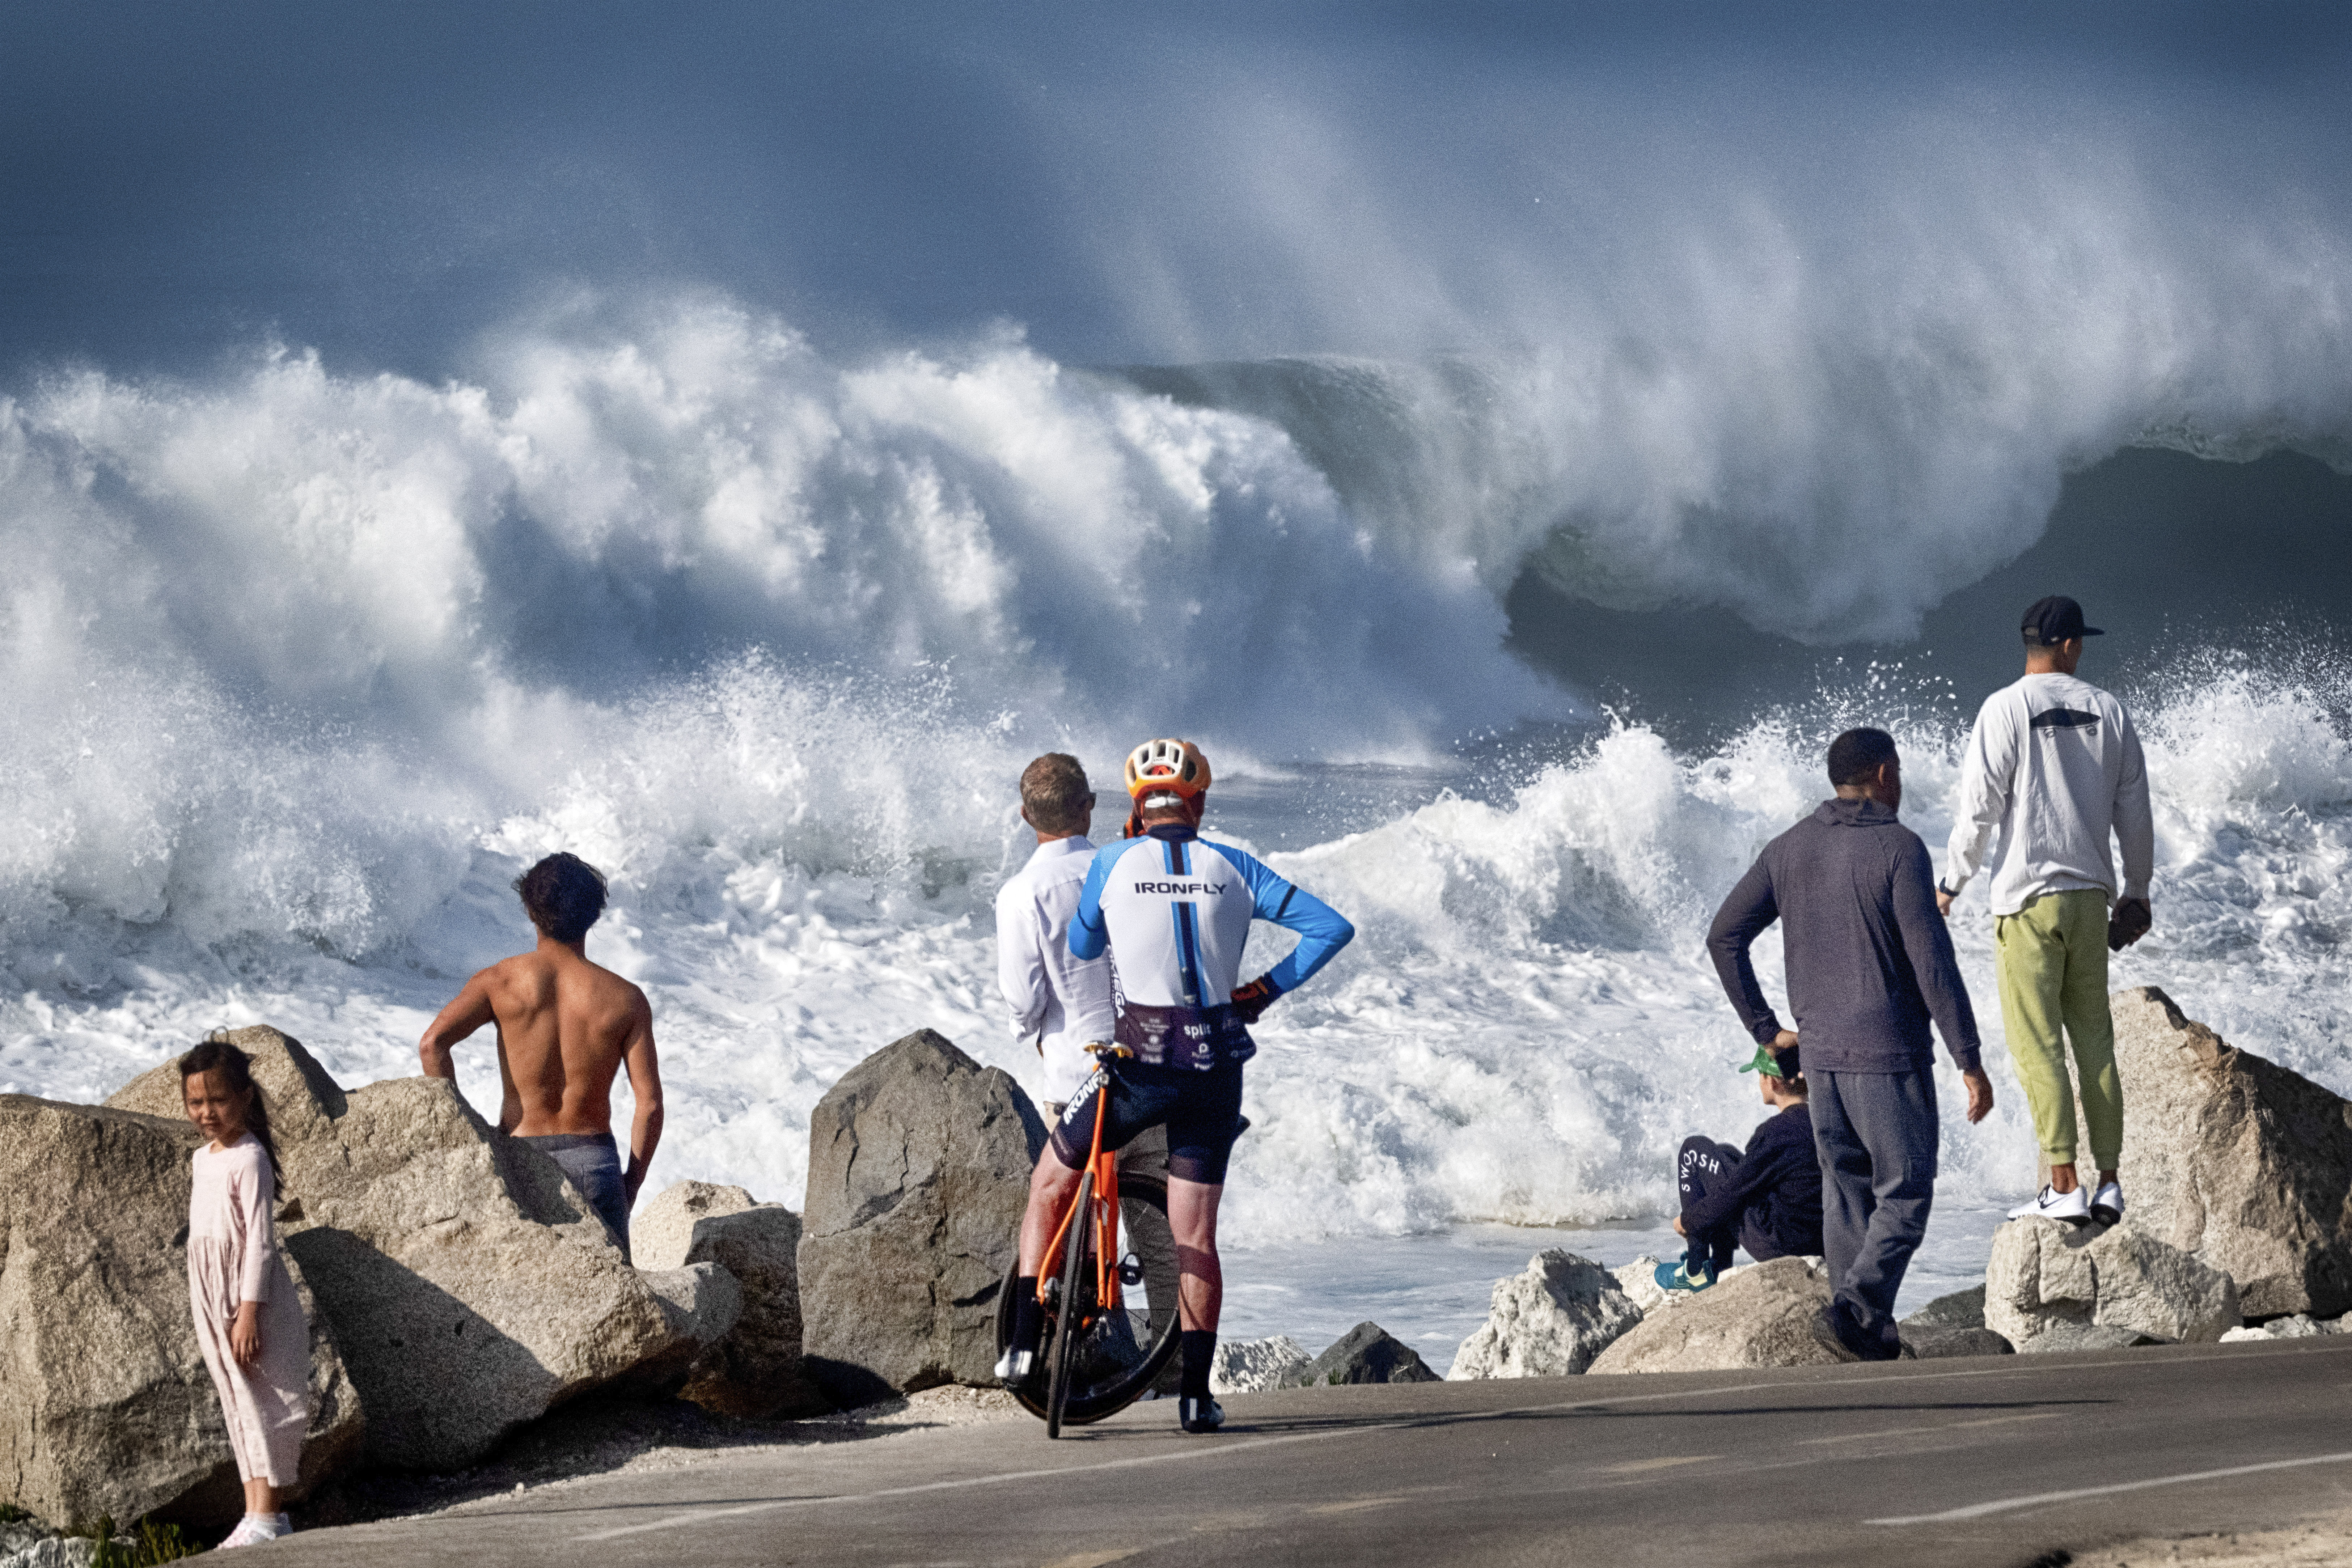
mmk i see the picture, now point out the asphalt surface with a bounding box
[264,1336,2352,1567]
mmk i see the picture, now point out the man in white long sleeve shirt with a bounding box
[1938,596,2154,1227]
[996,753,1116,1113]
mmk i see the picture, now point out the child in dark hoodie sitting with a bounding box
[1657,1040,1826,1292]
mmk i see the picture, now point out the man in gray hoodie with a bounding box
[1708,728,1994,1361]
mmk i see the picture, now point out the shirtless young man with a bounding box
[419,852,663,1260]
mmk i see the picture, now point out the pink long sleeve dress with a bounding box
[187,1133,311,1488]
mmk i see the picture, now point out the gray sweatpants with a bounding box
[1810,1068,1938,1351]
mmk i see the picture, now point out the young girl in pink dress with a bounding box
[180,1041,312,1548]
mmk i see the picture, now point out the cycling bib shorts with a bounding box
[1049,1059,1246,1185]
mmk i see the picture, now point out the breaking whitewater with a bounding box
[4,301,2349,1358]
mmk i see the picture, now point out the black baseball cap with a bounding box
[2022,595,2104,646]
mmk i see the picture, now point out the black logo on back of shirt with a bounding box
[2030,708,2101,735]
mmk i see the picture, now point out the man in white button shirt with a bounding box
[996,753,1116,1115]
[1938,596,2154,1229]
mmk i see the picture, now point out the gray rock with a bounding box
[634,1181,827,1417]
[1985,1216,2239,1352]
[1896,1325,2013,1359]
[797,1030,1048,1407]
[2,1538,97,1568]
[1289,1323,1441,1386]
[2108,987,2352,1319]
[1210,1335,1313,1395]
[1587,1256,1853,1374]
[107,1025,715,1471]
[2220,1312,2334,1343]
[1902,1285,1987,1330]
[1451,1251,1644,1379]
[638,1264,744,1367]
[0,1093,365,1531]
[1612,1256,1672,1316]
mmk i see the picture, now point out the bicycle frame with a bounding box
[1036,1050,1130,1335]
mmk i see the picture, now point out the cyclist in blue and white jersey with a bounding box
[995,738,1355,1434]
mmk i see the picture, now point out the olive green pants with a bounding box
[1994,887,2122,1169]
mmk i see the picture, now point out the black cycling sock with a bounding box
[1012,1277,1043,1355]
[1181,1330,1217,1402]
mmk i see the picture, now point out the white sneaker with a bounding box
[216,1517,267,1550]
[2009,1184,2092,1224]
[993,1345,1035,1384]
[2090,1181,2125,1225]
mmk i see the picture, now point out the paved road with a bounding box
[270,1336,2352,1567]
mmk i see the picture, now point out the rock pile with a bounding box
[796,1030,1046,1408]
[1985,1217,2240,1352]
[1451,1251,1644,1379]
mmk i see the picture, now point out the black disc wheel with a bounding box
[997,1172,1182,1429]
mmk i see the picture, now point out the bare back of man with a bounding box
[420,852,663,1258]
[439,943,654,1138]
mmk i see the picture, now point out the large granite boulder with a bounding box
[0,1094,365,1531]
[1451,1251,1644,1379]
[108,1026,714,1470]
[2108,988,2352,1318]
[1210,1335,1313,1395]
[1587,1257,1852,1374]
[633,1181,827,1416]
[796,1030,1048,1407]
[1290,1322,1441,1386]
[1985,1217,2241,1352]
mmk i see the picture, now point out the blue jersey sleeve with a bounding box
[1215,844,1355,994]
[1068,841,1122,961]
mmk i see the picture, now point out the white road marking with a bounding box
[1803,1410,2066,1444]
[1866,1450,2352,1524]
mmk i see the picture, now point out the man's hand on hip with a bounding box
[1961,1067,1994,1124]
[1771,1030,1800,1053]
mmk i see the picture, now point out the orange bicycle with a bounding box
[994,1046,1183,1437]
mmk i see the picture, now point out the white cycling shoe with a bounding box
[2008,1184,2092,1224]
[994,1346,1036,1385]
[2090,1181,2125,1225]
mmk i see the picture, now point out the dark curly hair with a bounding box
[515,852,609,944]
[177,1039,284,1182]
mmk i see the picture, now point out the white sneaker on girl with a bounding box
[217,1517,268,1550]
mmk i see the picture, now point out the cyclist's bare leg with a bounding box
[1167,1176,1223,1332]
[1017,1147,1087,1277]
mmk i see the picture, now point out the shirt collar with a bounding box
[1813,796,1899,826]
[1144,822,1198,842]
[1028,835,1095,862]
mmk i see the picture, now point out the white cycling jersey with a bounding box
[1071,825,1353,1069]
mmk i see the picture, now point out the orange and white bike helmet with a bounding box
[1124,737,1212,806]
